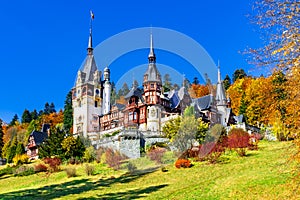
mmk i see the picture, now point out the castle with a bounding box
[72,25,239,156]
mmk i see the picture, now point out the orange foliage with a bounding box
[188,84,210,98]
[39,110,64,128]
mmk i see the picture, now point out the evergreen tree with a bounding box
[223,74,231,90]
[183,78,191,89]
[30,109,38,120]
[43,102,50,115]
[163,73,172,92]
[38,128,66,159]
[122,83,130,96]
[0,119,4,156]
[110,81,118,104]
[192,77,199,85]
[21,109,32,124]
[232,69,247,83]
[239,93,247,117]
[49,102,56,113]
[63,91,73,132]
[9,114,19,127]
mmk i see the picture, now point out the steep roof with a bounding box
[124,87,145,103]
[192,94,213,111]
[29,131,48,146]
[78,54,98,84]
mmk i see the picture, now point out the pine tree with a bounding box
[30,109,38,120]
[21,109,32,124]
[0,119,4,156]
[38,128,66,159]
[223,74,231,90]
[232,69,247,83]
[63,91,73,132]
[9,114,19,127]
[6,137,17,163]
[43,102,50,115]
[49,102,56,113]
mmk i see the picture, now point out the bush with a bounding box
[68,157,81,165]
[147,147,166,164]
[0,166,13,176]
[65,167,76,178]
[96,147,106,163]
[13,154,29,166]
[104,148,127,170]
[201,142,226,164]
[126,162,137,174]
[175,159,191,169]
[34,163,48,173]
[83,146,96,163]
[43,157,62,172]
[14,165,35,177]
[85,164,95,176]
[227,128,250,156]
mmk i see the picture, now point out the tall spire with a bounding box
[148,33,156,63]
[217,60,221,83]
[87,10,94,55]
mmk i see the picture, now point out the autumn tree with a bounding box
[189,84,210,98]
[61,136,85,159]
[249,0,300,70]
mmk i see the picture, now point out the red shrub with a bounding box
[34,163,48,173]
[43,157,62,172]
[147,147,166,164]
[227,128,250,156]
[104,148,127,170]
[175,159,191,169]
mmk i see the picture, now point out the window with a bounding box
[95,100,98,107]
[151,83,154,88]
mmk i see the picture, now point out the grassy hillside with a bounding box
[0,141,299,200]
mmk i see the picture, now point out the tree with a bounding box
[9,114,19,127]
[38,128,66,159]
[163,73,172,92]
[183,78,191,89]
[223,74,231,90]
[0,119,4,156]
[238,92,247,116]
[49,102,56,113]
[189,84,209,98]
[30,109,38,120]
[61,136,85,159]
[162,116,181,142]
[192,77,199,85]
[248,0,300,70]
[21,109,32,124]
[43,102,51,115]
[63,91,73,132]
[15,142,25,155]
[110,81,118,105]
[232,69,247,82]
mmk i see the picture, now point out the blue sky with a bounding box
[0,0,263,123]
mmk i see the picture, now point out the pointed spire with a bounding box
[148,33,156,63]
[87,11,94,55]
[217,60,221,83]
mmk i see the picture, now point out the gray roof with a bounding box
[143,63,162,83]
[112,103,126,111]
[124,87,145,103]
[28,131,48,146]
[78,54,98,83]
[192,95,213,111]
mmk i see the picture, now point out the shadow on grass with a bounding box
[78,184,168,200]
[0,168,164,200]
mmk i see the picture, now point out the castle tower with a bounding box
[102,66,111,114]
[72,21,102,138]
[141,34,162,132]
[215,64,228,125]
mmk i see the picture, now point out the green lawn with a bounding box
[0,141,299,200]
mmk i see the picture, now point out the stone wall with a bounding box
[93,129,169,159]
